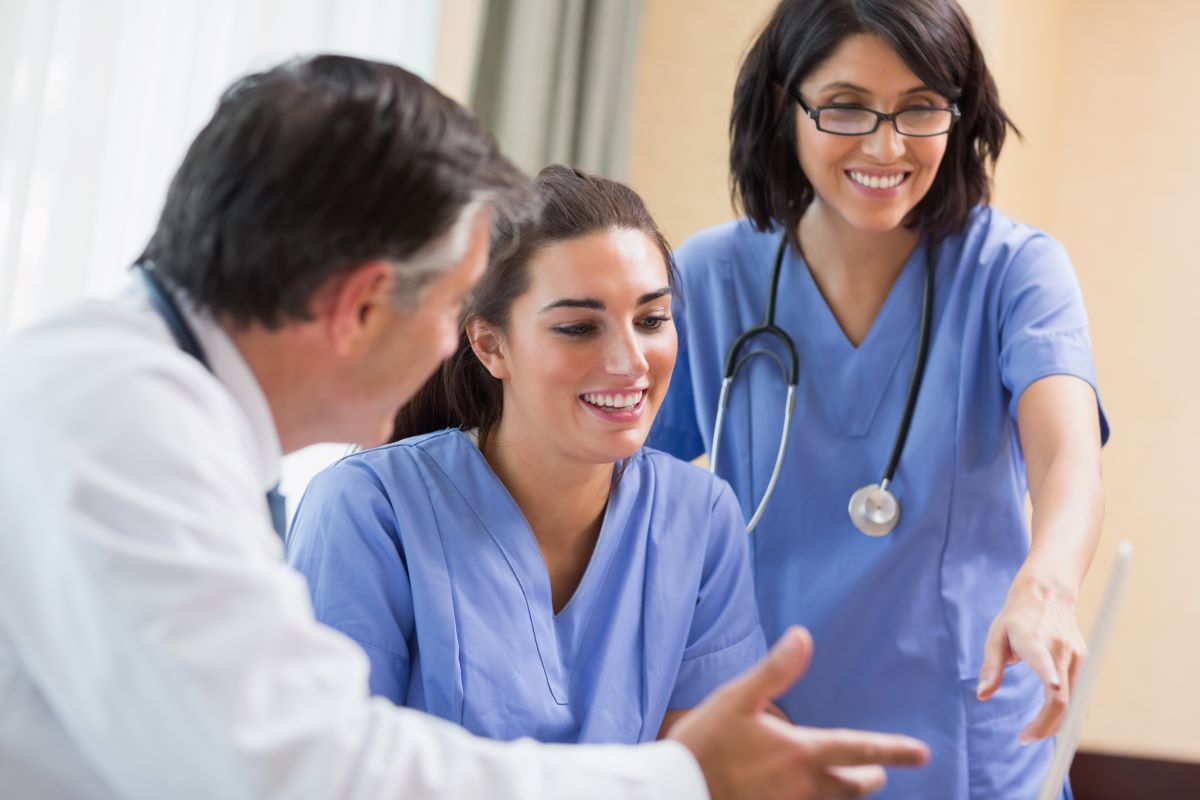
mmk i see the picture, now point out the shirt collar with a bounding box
[188,304,283,493]
[135,276,283,493]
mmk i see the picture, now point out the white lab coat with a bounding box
[0,280,707,799]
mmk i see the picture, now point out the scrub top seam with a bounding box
[678,624,761,664]
[935,258,970,797]
[405,445,471,723]
[422,432,570,705]
[555,455,640,680]
[352,636,408,661]
[328,427,461,468]
[551,453,639,624]
[934,255,966,679]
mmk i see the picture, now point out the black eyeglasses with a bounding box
[789,88,960,137]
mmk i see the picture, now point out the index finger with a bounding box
[1022,641,1062,692]
[806,728,931,768]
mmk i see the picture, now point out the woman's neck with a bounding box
[482,412,613,611]
[796,203,921,347]
[798,202,920,280]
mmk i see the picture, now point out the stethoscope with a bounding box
[709,235,935,536]
[134,261,288,540]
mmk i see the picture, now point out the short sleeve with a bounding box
[286,459,414,704]
[647,311,706,460]
[668,482,766,709]
[997,234,1110,443]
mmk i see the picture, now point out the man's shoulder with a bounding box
[0,298,247,455]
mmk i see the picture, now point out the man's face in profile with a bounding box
[345,209,492,447]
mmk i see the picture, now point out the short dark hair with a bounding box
[142,54,533,328]
[392,164,677,447]
[730,0,1016,241]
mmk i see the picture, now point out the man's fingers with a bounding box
[819,765,888,798]
[807,728,931,768]
[977,627,1011,701]
[724,626,813,710]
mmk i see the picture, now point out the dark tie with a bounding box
[266,484,288,542]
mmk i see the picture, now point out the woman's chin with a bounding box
[572,430,650,466]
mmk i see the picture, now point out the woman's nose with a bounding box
[605,328,649,377]
[861,119,906,162]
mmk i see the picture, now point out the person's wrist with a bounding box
[1010,566,1078,607]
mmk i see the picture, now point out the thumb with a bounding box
[977,625,1011,701]
[726,626,813,710]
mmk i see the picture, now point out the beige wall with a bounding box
[630,0,1200,761]
[628,1,778,246]
[433,0,485,105]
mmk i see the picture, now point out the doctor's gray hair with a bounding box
[391,164,678,448]
[141,54,533,327]
[730,0,1015,241]
[387,197,489,312]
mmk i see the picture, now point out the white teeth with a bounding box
[849,171,905,189]
[582,390,645,410]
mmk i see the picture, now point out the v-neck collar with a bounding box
[777,238,931,437]
[434,430,633,704]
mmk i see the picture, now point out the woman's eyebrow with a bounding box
[539,297,604,312]
[817,81,932,96]
[638,287,672,305]
[538,287,672,313]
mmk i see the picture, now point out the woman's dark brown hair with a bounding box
[730,0,1016,241]
[391,164,678,446]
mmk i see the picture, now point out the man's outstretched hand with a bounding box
[669,627,930,800]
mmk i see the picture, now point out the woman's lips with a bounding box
[579,389,647,422]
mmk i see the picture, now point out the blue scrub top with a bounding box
[287,429,766,744]
[648,206,1108,798]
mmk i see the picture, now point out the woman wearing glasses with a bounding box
[649,0,1107,797]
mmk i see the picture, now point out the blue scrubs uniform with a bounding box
[648,206,1108,798]
[287,429,766,744]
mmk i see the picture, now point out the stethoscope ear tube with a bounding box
[709,377,734,476]
[744,385,796,532]
[709,237,801,533]
[709,375,796,534]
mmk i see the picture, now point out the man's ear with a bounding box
[319,260,396,356]
[466,317,509,380]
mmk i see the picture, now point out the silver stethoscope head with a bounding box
[848,479,900,537]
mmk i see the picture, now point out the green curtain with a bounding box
[471,0,643,179]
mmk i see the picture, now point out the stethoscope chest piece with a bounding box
[848,482,900,537]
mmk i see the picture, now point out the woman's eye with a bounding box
[552,323,596,337]
[639,315,671,331]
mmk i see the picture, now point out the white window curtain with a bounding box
[0,0,441,516]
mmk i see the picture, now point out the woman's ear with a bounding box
[467,317,510,380]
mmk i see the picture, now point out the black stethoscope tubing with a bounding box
[710,234,935,534]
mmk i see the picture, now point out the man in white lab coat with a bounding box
[0,55,927,799]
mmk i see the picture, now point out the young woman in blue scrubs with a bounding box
[287,166,766,745]
[648,0,1107,796]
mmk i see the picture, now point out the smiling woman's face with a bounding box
[794,33,952,234]
[479,226,676,466]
